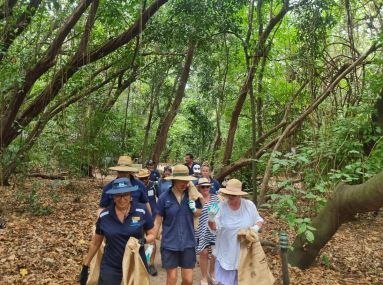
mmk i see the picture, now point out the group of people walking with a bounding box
[79,153,265,285]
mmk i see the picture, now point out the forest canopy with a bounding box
[1,0,383,269]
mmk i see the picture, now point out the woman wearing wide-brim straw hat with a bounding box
[155,164,203,285]
[98,155,152,217]
[207,179,264,285]
[195,178,220,285]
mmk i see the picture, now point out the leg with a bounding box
[180,268,193,285]
[166,268,178,285]
[148,241,158,276]
[209,255,216,280]
[199,249,209,283]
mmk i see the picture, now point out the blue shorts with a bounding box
[161,247,196,269]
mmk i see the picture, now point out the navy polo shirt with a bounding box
[157,188,202,251]
[149,169,160,182]
[157,179,171,197]
[145,181,158,218]
[95,203,154,277]
[99,177,149,208]
[209,178,221,195]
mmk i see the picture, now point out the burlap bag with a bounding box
[86,237,149,285]
[122,237,150,285]
[237,228,275,285]
[188,181,204,229]
[86,242,105,285]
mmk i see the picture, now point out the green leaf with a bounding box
[305,230,315,243]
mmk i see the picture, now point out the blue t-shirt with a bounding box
[157,187,202,251]
[149,169,161,182]
[99,177,149,208]
[157,179,172,197]
[145,181,158,218]
[95,203,154,276]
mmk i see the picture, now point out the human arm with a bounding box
[146,202,152,215]
[153,214,163,239]
[82,233,104,266]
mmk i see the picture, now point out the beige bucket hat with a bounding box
[219,178,248,196]
[197,177,211,187]
[108,155,139,173]
[136,168,150,178]
[165,164,197,181]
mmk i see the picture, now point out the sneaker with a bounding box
[148,264,158,276]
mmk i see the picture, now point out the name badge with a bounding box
[148,190,154,196]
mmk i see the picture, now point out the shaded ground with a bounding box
[0,178,382,284]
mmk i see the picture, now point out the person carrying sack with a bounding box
[207,178,264,285]
[154,164,203,285]
[85,237,150,285]
[79,178,156,285]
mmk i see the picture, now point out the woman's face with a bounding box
[226,194,240,205]
[163,170,172,177]
[198,185,210,197]
[201,166,210,178]
[113,192,132,209]
[173,180,189,190]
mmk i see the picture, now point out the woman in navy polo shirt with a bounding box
[79,178,156,285]
[155,164,202,285]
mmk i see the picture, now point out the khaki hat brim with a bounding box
[109,166,138,172]
[165,176,197,181]
[219,188,248,196]
[136,174,150,178]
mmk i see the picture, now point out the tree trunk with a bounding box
[0,0,168,153]
[151,42,196,163]
[222,0,290,166]
[288,171,383,269]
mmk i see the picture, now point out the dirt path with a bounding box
[0,178,382,284]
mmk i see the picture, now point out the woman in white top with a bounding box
[208,179,264,285]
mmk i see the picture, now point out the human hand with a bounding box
[188,199,196,213]
[251,224,260,233]
[208,202,219,222]
[78,265,89,285]
[138,237,147,247]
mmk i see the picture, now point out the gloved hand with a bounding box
[188,199,196,213]
[78,265,89,285]
[138,237,146,247]
[251,224,260,233]
[208,202,220,222]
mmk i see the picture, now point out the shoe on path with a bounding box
[148,265,158,276]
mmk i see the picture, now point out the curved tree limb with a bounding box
[288,170,383,269]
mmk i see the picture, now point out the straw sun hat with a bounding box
[136,168,150,178]
[197,177,211,187]
[165,164,197,181]
[108,155,138,173]
[218,178,248,196]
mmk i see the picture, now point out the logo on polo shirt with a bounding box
[130,216,141,226]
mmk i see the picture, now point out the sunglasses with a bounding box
[200,185,210,189]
